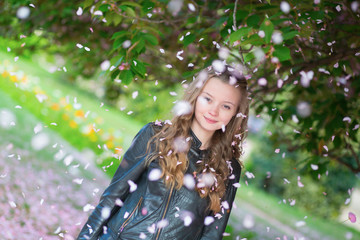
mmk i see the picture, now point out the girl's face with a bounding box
[191,77,241,140]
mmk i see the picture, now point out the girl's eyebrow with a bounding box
[202,92,236,106]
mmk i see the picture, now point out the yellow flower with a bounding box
[10,75,18,82]
[51,103,60,111]
[64,104,72,111]
[89,133,97,142]
[105,140,114,149]
[82,124,94,135]
[114,147,123,155]
[62,113,70,121]
[75,110,85,118]
[1,70,9,78]
[69,120,78,128]
[20,76,28,83]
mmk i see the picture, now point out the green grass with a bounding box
[0,88,97,179]
[238,184,360,239]
[1,49,144,176]
[0,50,143,146]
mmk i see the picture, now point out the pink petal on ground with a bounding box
[349,212,357,223]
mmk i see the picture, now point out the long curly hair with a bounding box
[146,66,249,213]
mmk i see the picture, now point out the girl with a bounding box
[77,65,249,240]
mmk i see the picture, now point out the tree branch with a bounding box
[328,153,360,174]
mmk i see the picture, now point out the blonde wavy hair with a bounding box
[146,66,249,213]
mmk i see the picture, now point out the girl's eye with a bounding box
[201,96,211,102]
[223,105,231,110]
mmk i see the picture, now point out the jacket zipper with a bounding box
[119,197,143,233]
[155,185,174,240]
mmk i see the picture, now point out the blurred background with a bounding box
[0,0,359,239]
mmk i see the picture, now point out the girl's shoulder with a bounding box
[137,121,164,138]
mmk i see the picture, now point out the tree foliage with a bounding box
[1,0,360,174]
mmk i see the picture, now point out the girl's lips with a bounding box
[204,116,217,124]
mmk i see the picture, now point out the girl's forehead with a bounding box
[201,77,241,102]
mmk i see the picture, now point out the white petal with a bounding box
[148,169,162,181]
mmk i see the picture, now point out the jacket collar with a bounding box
[189,128,203,150]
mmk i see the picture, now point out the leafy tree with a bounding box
[1,0,359,175]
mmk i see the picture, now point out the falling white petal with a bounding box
[188,3,196,11]
[258,78,267,86]
[73,178,84,184]
[212,60,226,73]
[296,101,311,117]
[128,180,137,192]
[311,164,319,170]
[204,216,214,225]
[101,207,111,219]
[173,101,192,116]
[148,169,162,181]
[101,60,110,71]
[183,174,195,189]
[31,133,49,151]
[16,6,30,19]
[280,1,291,14]
[76,7,83,16]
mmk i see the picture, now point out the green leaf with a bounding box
[112,13,123,26]
[256,5,278,11]
[282,31,299,40]
[134,39,145,53]
[112,56,123,68]
[240,34,265,46]
[112,38,127,50]
[229,27,252,44]
[83,0,93,9]
[273,46,291,61]
[131,60,146,78]
[124,6,136,17]
[142,1,155,13]
[143,33,158,45]
[111,69,120,80]
[236,10,249,22]
[243,52,254,63]
[119,70,134,84]
[260,18,274,44]
[187,16,198,25]
[308,11,324,20]
[246,14,260,28]
[121,1,142,8]
[213,16,228,28]
[183,34,196,47]
[182,70,198,79]
[111,31,129,40]
[99,4,110,12]
[269,12,283,20]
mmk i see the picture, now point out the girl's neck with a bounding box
[190,124,213,150]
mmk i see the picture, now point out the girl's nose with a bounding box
[209,104,219,116]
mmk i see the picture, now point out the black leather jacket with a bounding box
[77,122,241,240]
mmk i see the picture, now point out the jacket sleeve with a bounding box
[76,123,155,240]
[199,159,242,240]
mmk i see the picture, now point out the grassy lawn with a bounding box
[1,49,145,176]
[237,184,360,240]
[0,50,143,148]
